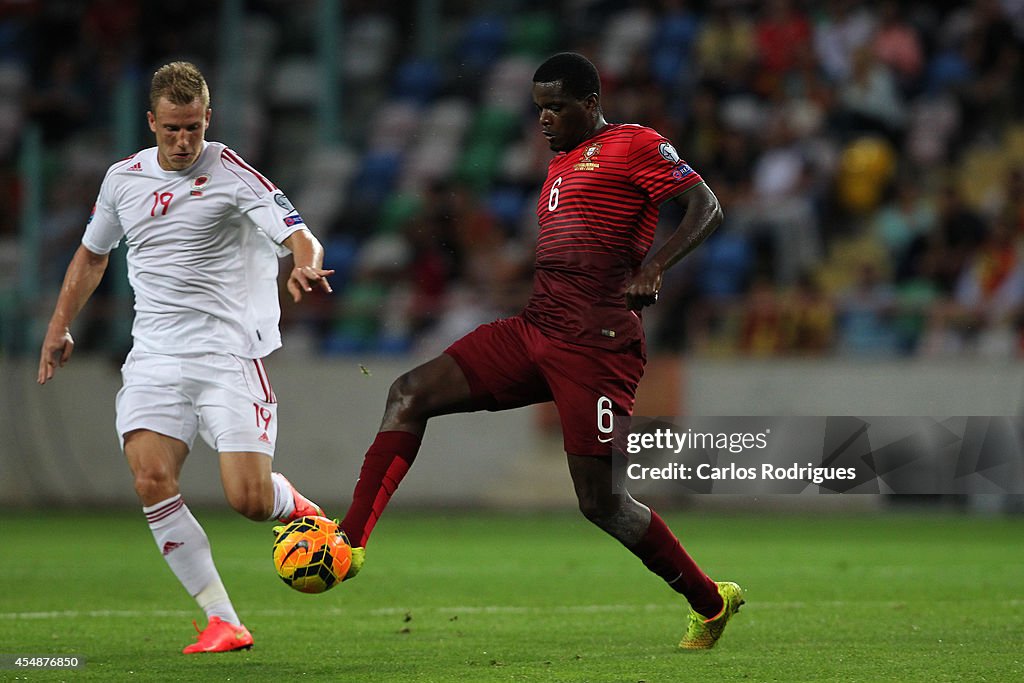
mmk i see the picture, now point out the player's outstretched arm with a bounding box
[625,182,723,311]
[282,229,334,303]
[37,245,110,384]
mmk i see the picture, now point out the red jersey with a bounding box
[524,123,704,351]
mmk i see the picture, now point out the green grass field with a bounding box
[1,508,1021,682]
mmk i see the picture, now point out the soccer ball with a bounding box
[272,516,352,594]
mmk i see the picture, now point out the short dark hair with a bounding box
[532,52,600,100]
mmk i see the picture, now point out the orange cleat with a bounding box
[182,617,254,654]
[276,474,325,522]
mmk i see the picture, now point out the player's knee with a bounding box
[131,463,178,504]
[230,495,272,521]
[385,372,430,421]
[576,491,616,527]
[226,485,273,521]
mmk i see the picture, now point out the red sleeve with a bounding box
[627,126,703,205]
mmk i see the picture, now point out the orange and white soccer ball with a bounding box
[272,516,352,594]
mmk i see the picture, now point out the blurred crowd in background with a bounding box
[2,0,1024,360]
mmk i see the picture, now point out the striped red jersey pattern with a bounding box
[523,123,704,351]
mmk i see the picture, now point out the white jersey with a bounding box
[83,141,307,358]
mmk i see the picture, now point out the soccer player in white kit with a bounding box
[37,62,334,654]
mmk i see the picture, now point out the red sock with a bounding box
[629,510,723,619]
[340,431,421,548]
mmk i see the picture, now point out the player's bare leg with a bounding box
[125,429,189,507]
[219,452,275,520]
[125,430,250,651]
[219,452,322,523]
[340,354,485,573]
[378,353,481,434]
[567,452,742,647]
[567,452,651,546]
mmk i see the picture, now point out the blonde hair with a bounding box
[149,61,210,111]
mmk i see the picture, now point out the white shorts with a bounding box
[115,350,278,456]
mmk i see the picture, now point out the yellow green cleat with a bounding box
[679,581,745,650]
[344,546,365,580]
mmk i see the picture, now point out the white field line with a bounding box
[0,606,651,621]
[4,600,1021,620]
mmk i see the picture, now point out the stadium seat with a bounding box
[649,10,699,86]
[508,12,557,58]
[375,332,413,354]
[376,193,423,235]
[368,101,422,152]
[343,14,398,83]
[600,8,656,77]
[238,14,277,89]
[481,56,535,112]
[350,150,403,207]
[321,236,359,290]
[401,139,461,191]
[457,141,505,192]
[696,232,754,298]
[467,105,521,146]
[487,187,528,232]
[294,146,358,231]
[392,58,442,105]
[267,57,318,108]
[458,14,507,72]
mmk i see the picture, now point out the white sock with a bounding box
[195,579,238,626]
[270,472,295,521]
[144,495,240,626]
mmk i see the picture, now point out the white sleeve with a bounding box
[220,147,308,248]
[81,178,123,255]
[243,191,307,247]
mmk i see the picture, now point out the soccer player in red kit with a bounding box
[337,52,743,649]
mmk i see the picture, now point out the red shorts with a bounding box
[445,315,645,456]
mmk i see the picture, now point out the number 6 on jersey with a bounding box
[547,176,562,211]
[597,395,615,443]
